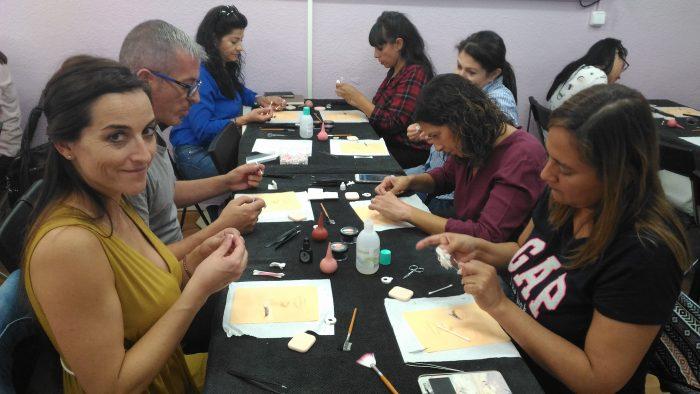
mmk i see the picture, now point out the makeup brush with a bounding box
[356,353,399,394]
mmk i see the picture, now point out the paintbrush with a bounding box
[356,353,399,394]
[341,307,357,351]
[319,202,335,225]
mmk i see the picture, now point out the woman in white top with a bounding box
[546,38,629,110]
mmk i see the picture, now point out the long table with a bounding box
[650,99,700,222]
[238,111,404,176]
[205,111,542,392]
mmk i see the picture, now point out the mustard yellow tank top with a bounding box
[23,201,198,393]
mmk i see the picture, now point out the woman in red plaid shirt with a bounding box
[335,11,434,168]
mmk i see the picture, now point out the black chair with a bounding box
[0,179,43,273]
[155,131,210,229]
[527,96,551,144]
[207,123,242,175]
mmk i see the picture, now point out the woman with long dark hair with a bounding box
[405,31,520,218]
[335,11,435,168]
[546,37,628,110]
[371,74,545,241]
[23,55,248,392]
[418,84,689,392]
[171,5,284,180]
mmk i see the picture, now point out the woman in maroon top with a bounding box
[372,74,546,242]
[335,11,434,168]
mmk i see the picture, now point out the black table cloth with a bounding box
[239,122,404,175]
[203,174,542,393]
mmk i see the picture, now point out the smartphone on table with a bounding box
[418,371,511,394]
[354,173,392,183]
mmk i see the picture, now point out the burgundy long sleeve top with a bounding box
[427,130,547,242]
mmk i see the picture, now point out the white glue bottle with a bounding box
[299,106,314,139]
[356,219,380,275]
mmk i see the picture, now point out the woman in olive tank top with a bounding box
[23,56,249,393]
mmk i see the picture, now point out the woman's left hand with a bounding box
[245,107,274,123]
[190,228,241,268]
[257,96,287,110]
[335,83,364,107]
[459,260,507,313]
[369,192,412,222]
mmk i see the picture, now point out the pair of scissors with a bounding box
[403,264,425,279]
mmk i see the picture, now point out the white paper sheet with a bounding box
[349,194,430,231]
[223,279,335,338]
[329,139,390,156]
[681,137,700,147]
[307,188,339,200]
[385,294,520,362]
[252,139,313,156]
[233,191,314,223]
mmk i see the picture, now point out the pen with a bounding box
[263,174,294,179]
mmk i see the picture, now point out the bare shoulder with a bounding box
[30,225,113,284]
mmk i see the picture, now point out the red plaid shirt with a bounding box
[370,64,430,151]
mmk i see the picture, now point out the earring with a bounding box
[66,155,72,160]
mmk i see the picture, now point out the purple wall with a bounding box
[2,0,699,132]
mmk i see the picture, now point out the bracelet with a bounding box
[181,255,193,278]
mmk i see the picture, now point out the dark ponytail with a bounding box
[546,38,627,101]
[457,31,517,103]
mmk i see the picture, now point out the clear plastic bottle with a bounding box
[356,220,380,275]
[299,106,313,139]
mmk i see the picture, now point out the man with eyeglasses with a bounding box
[119,19,266,261]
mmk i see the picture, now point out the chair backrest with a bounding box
[649,291,700,392]
[207,123,242,174]
[0,179,43,272]
[528,96,552,143]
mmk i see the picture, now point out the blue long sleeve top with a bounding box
[170,64,257,148]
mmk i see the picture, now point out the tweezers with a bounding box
[272,230,300,249]
[405,362,465,373]
[310,177,347,186]
[265,225,301,248]
[227,369,288,393]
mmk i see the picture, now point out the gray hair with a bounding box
[119,19,206,74]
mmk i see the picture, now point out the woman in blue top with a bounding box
[405,31,519,218]
[171,5,285,180]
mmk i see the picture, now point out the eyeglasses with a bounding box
[149,70,202,98]
[622,58,630,71]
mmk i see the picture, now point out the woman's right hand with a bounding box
[189,233,248,296]
[406,123,423,142]
[242,107,273,124]
[375,175,411,195]
[416,232,483,263]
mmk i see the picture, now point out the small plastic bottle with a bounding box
[299,106,314,139]
[356,220,380,275]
